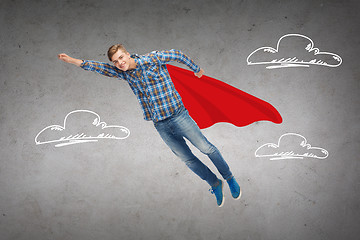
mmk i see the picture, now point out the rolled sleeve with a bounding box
[81,60,123,79]
[157,49,201,73]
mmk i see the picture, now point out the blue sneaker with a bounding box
[227,177,241,200]
[210,179,224,207]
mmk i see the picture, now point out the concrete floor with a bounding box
[0,0,359,239]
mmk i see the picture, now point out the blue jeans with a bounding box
[154,106,233,187]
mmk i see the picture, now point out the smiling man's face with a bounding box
[111,49,133,71]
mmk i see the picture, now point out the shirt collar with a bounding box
[130,54,140,71]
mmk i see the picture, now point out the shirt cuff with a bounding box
[79,60,87,68]
[193,65,201,73]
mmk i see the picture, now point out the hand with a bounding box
[58,53,83,67]
[194,68,204,78]
[58,53,72,63]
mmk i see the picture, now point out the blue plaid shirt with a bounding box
[80,49,201,122]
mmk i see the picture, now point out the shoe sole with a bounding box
[218,180,225,207]
[233,188,242,200]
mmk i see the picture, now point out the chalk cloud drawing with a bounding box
[255,133,329,160]
[247,34,342,69]
[35,110,130,147]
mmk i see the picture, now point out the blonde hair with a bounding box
[107,44,127,61]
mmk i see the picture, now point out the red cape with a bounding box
[167,64,282,129]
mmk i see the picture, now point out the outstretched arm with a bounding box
[58,53,83,67]
[57,53,122,78]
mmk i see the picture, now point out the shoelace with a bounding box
[210,180,222,195]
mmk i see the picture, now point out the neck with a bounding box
[128,57,137,70]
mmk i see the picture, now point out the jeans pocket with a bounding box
[175,105,185,115]
[153,105,185,128]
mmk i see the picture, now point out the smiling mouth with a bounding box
[120,62,126,68]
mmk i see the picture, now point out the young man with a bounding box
[58,45,241,207]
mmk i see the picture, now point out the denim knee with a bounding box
[199,143,218,155]
[183,157,195,167]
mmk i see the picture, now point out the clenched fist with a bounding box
[195,68,204,78]
[58,53,83,67]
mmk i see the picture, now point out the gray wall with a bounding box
[1,0,359,239]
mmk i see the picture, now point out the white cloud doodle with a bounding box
[247,34,342,69]
[255,133,329,160]
[35,110,130,147]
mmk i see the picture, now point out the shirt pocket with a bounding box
[145,65,160,78]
